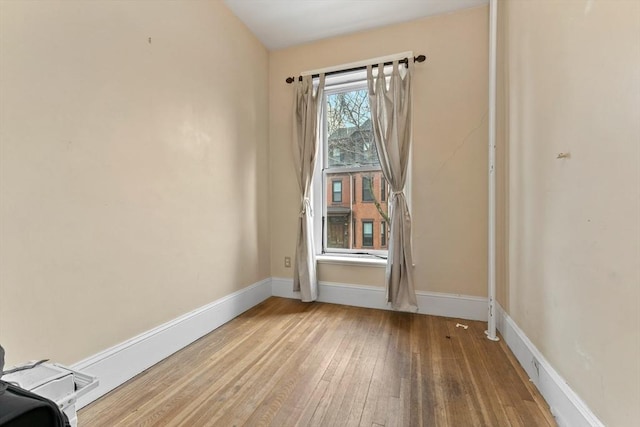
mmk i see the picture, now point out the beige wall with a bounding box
[269,6,489,295]
[0,0,270,366]
[5,1,635,423]
[499,1,640,425]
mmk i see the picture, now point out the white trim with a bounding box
[71,278,272,409]
[495,304,605,427]
[486,0,498,341]
[316,254,386,268]
[271,277,487,321]
[65,276,603,426]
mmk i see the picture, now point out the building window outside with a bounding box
[332,180,342,203]
[381,177,386,201]
[362,176,374,202]
[332,147,344,164]
[381,221,386,247]
[362,220,374,247]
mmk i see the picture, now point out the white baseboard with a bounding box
[72,276,602,427]
[496,304,604,427]
[271,277,488,321]
[72,277,485,409]
[71,278,272,409]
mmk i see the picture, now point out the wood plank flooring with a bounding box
[79,297,556,426]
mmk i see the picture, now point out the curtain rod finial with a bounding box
[286,76,295,84]
[414,54,426,63]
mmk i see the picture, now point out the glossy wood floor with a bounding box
[79,297,556,426]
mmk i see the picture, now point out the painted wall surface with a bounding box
[0,0,270,366]
[500,1,640,425]
[269,6,489,296]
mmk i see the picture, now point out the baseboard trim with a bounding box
[71,278,272,409]
[496,304,604,427]
[271,277,487,321]
[74,276,604,426]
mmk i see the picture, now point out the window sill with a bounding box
[316,254,387,268]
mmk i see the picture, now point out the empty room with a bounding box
[0,0,638,426]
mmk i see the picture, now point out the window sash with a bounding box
[316,79,390,258]
[332,180,342,203]
[362,220,374,247]
[362,176,374,202]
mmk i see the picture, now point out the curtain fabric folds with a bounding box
[292,74,325,302]
[367,62,418,312]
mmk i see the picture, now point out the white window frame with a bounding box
[312,68,412,261]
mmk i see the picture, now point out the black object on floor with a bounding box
[0,380,70,427]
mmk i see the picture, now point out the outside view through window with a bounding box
[324,88,389,253]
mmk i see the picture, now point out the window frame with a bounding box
[362,219,374,247]
[361,176,374,202]
[312,69,412,260]
[332,179,342,203]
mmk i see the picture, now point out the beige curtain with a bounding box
[367,61,418,312]
[292,74,325,302]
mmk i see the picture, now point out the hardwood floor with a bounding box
[79,297,556,426]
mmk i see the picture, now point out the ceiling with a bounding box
[223,0,489,50]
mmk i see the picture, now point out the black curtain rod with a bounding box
[285,54,426,84]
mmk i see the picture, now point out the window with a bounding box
[319,81,388,255]
[362,220,374,247]
[313,69,409,258]
[362,176,374,202]
[332,147,344,165]
[332,180,342,203]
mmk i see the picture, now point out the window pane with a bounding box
[362,220,373,247]
[327,90,379,168]
[332,180,342,203]
[321,84,391,255]
[326,173,350,249]
[362,176,373,202]
[324,172,389,252]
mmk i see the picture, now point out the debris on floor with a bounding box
[456,323,469,330]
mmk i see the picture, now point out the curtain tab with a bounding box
[300,197,313,217]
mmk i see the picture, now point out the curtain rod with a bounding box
[285,54,426,84]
